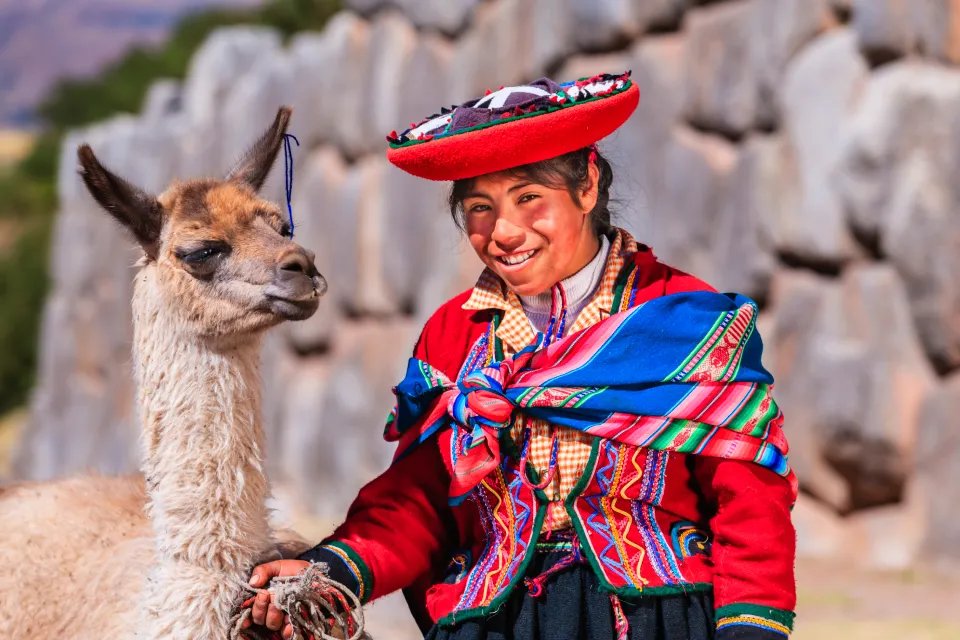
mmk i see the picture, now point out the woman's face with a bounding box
[463,165,602,297]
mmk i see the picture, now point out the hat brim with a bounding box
[386,82,639,181]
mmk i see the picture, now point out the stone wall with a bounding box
[12,0,960,604]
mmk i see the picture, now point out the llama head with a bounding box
[77,106,326,339]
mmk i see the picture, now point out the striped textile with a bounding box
[386,290,795,506]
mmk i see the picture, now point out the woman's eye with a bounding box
[469,204,491,214]
[518,193,539,204]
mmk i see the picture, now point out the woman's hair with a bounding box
[447,146,615,236]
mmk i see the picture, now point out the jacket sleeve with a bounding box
[298,314,464,603]
[692,457,797,639]
[299,435,455,603]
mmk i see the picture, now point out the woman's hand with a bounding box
[241,559,312,639]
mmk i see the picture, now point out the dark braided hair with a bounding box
[448,146,615,236]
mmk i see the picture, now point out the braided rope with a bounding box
[230,563,366,640]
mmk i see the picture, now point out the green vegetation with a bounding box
[0,0,340,415]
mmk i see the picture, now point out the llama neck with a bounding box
[132,267,275,637]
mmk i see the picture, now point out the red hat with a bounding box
[386,71,639,181]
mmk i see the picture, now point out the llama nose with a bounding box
[278,249,313,275]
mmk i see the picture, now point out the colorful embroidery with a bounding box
[717,615,790,637]
[445,552,472,584]
[632,450,684,585]
[670,521,712,559]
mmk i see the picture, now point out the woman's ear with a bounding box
[580,162,601,214]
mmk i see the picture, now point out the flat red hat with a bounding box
[386,71,639,181]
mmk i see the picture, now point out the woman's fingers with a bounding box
[282,620,294,639]
[265,601,285,631]
[249,560,283,587]
[251,591,271,626]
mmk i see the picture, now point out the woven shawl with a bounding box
[385,290,795,506]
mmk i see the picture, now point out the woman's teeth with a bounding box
[498,250,536,266]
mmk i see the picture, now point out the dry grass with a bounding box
[0,130,35,167]
[0,407,26,480]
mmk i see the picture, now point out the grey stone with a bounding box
[750,0,831,128]
[792,493,849,560]
[570,0,642,51]
[358,11,418,155]
[492,0,537,88]
[682,0,758,137]
[290,12,371,158]
[413,215,486,328]
[181,27,282,127]
[530,0,576,76]
[556,52,632,85]
[610,34,688,239]
[914,373,960,560]
[711,135,779,299]
[851,0,916,61]
[913,0,960,64]
[764,269,851,511]
[336,156,398,316]
[220,47,297,192]
[778,29,868,264]
[346,0,479,35]
[766,265,938,511]
[633,0,690,31]
[642,126,737,285]
[396,32,453,134]
[141,79,182,122]
[844,490,927,570]
[283,147,347,353]
[835,61,960,369]
[449,1,504,102]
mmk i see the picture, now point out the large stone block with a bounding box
[337,156,399,316]
[346,0,479,35]
[792,493,849,560]
[357,11,418,155]
[914,373,960,560]
[220,48,297,189]
[181,27,282,128]
[683,1,758,137]
[290,12,371,158]
[711,135,780,299]
[611,34,688,238]
[836,61,960,370]
[765,266,938,511]
[641,126,737,286]
[570,0,642,51]
[283,147,348,352]
[634,0,689,31]
[750,0,832,128]
[778,29,868,264]
[396,33,454,134]
[851,0,915,61]
[913,0,960,64]
[530,0,576,76]
[450,1,501,102]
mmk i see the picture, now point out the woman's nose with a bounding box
[491,217,525,248]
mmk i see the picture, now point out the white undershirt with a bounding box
[519,234,611,336]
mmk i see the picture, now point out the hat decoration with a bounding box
[385,71,639,181]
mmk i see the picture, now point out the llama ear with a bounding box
[226,105,293,193]
[77,144,163,257]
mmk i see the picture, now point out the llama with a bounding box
[0,106,341,639]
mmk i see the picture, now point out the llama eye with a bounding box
[180,245,226,265]
[280,223,293,239]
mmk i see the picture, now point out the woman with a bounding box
[244,72,797,640]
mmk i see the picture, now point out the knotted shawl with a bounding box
[385,291,795,505]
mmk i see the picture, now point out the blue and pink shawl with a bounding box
[385,290,795,505]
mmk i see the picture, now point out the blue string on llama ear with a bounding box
[283,133,300,237]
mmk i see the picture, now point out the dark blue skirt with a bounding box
[425,538,714,640]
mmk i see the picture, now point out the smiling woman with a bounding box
[245,72,798,640]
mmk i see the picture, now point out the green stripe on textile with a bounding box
[665,311,729,382]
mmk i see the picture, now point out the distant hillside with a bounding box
[0,0,263,128]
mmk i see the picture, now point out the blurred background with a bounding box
[1,0,960,638]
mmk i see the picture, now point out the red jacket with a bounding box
[301,249,796,638]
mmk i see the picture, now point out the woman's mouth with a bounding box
[496,250,538,267]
